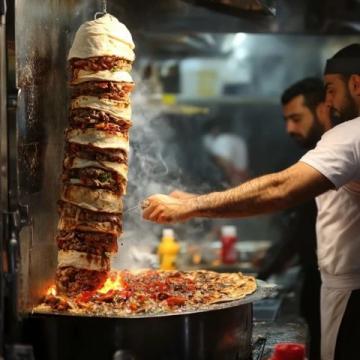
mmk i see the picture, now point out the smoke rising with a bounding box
[113,69,195,269]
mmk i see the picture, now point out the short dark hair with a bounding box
[324,43,360,78]
[281,77,325,113]
[332,43,360,59]
[334,44,360,82]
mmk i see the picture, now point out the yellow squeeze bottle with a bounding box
[158,228,180,270]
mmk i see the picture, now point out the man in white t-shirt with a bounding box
[203,121,249,186]
[142,44,360,359]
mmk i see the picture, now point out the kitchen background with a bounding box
[115,1,360,269]
[13,0,360,303]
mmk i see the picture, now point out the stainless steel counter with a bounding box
[253,321,307,360]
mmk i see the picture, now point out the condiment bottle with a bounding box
[268,343,305,360]
[158,228,180,270]
[220,225,238,264]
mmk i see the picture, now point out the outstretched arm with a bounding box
[142,162,334,224]
[192,162,332,217]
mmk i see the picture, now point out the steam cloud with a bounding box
[113,70,181,269]
[112,68,212,269]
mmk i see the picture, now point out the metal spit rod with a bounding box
[94,0,107,19]
[124,200,150,214]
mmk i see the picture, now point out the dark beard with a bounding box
[330,90,358,126]
[292,120,324,149]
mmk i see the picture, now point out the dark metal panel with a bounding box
[14,0,99,312]
[0,2,7,356]
[0,1,7,230]
[26,303,253,360]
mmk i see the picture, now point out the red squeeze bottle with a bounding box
[269,343,305,360]
[220,226,238,264]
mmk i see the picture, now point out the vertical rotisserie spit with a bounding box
[55,14,135,295]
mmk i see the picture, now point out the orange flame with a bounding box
[46,285,57,296]
[97,271,124,294]
[43,272,124,298]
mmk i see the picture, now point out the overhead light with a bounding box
[233,33,247,46]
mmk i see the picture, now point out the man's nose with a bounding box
[286,121,297,134]
[325,93,334,108]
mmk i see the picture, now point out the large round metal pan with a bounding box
[22,280,276,360]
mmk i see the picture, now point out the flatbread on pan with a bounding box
[35,269,257,316]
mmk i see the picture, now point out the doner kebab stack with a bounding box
[56,14,135,295]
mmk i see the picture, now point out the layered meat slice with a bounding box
[58,201,122,236]
[56,267,108,296]
[62,144,128,194]
[56,250,110,295]
[70,55,133,83]
[72,81,134,102]
[69,108,132,133]
[62,165,127,194]
[65,142,128,164]
[61,185,123,214]
[70,96,131,125]
[57,230,118,255]
[66,130,129,154]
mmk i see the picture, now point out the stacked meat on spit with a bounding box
[55,14,135,295]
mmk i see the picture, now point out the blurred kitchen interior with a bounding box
[102,0,359,272]
[5,1,360,357]
[104,0,360,276]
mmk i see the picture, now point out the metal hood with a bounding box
[182,0,276,16]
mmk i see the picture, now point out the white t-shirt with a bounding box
[203,133,248,170]
[300,117,360,288]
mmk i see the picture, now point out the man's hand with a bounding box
[142,194,196,224]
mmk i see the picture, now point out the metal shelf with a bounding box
[176,95,279,106]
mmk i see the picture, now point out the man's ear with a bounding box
[349,74,360,96]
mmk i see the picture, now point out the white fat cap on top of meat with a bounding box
[71,96,131,121]
[71,69,133,85]
[66,128,129,152]
[68,14,135,61]
[58,250,110,271]
[66,157,128,181]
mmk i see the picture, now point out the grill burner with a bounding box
[29,279,274,360]
[28,303,254,360]
[27,280,274,360]
[27,284,273,360]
